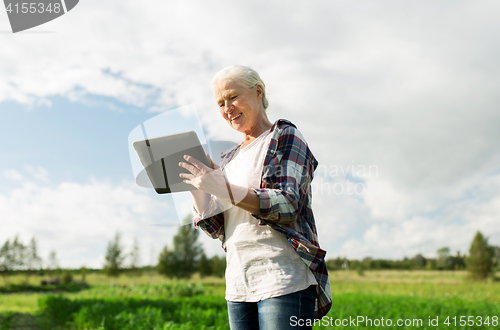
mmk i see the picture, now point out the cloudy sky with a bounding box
[1,0,499,269]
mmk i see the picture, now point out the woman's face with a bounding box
[214,78,264,135]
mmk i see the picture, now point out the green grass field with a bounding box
[0,270,499,329]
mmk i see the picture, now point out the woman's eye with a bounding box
[231,95,237,100]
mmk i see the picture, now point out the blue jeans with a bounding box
[227,285,316,330]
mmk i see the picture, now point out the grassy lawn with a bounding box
[0,270,498,329]
[329,270,500,302]
[0,293,41,313]
[2,271,225,287]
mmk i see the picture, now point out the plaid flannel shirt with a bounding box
[193,118,332,318]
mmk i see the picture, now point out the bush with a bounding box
[62,270,73,284]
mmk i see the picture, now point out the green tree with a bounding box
[437,247,452,270]
[11,236,25,271]
[356,263,365,276]
[493,246,500,272]
[450,251,466,270]
[25,237,42,285]
[157,245,175,277]
[47,250,59,279]
[157,216,203,279]
[411,253,426,269]
[171,222,203,278]
[211,255,226,278]
[128,237,141,286]
[103,232,125,283]
[199,253,212,278]
[425,258,436,270]
[61,270,73,284]
[466,231,494,281]
[0,240,14,286]
[80,266,87,282]
[326,257,343,271]
[361,257,372,271]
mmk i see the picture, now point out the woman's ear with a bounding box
[255,84,263,99]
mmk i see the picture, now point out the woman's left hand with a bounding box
[179,154,231,200]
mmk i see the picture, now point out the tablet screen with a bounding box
[133,131,210,194]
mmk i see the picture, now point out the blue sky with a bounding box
[1,97,144,185]
[1,0,500,269]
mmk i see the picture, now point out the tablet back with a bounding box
[133,131,210,194]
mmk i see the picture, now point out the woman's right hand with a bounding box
[185,153,218,213]
[179,153,230,200]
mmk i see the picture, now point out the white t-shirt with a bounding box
[222,129,317,302]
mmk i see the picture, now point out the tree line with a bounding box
[1,226,497,286]
[0,236,44,285]
[327,231,499,280]
[0,234,92,286]
[0,215,225,286]
[103,215,225,281]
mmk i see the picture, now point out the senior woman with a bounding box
[178,65,331,330]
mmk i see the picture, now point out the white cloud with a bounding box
[338,172,500,260]
[2,169,24,181]
[0,172,229,268]
[24,165,49,182]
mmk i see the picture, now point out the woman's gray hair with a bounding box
[211,65,269,110]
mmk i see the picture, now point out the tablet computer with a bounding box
[133,131,210,194]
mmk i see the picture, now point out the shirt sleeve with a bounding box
[192,194,226,247]
[251,125,317,225]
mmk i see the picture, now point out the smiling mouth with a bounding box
[230,113,242,121]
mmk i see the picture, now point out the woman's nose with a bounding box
[224,101,234,113]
